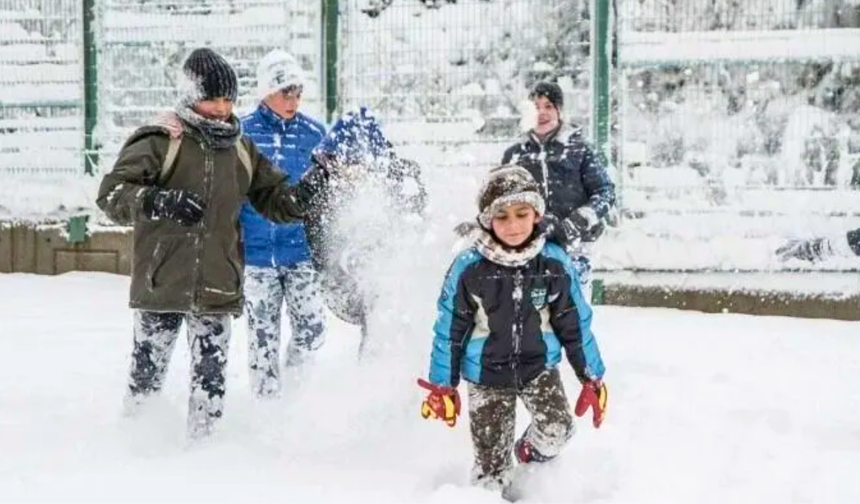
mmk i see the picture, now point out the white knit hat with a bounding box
[256,49,305,101]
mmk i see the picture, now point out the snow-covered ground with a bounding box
[2,272,860,503]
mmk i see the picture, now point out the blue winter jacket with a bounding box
[428,242,605,389]
[239,105,326,267]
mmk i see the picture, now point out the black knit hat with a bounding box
[181,48,238,103]
[529,81,563,110]
[477,165,546,229]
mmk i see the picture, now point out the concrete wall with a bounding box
[602,283,860,321]
[0,224,131,275]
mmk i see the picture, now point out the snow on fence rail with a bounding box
[619,28,860,65]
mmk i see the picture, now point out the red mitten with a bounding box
[575,380,607,428]
[417,378,461,427]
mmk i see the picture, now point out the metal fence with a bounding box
[5,0,859,271]
[0,0,82,177]
[336,0,594,170]
[612,0,860,271]
[96,0,324,163]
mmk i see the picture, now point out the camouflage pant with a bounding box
[244,263,326,398]
[127,310,231,439]
[468,368,575,490]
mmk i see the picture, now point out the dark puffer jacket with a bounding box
[501,124,615,221]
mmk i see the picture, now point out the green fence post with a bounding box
[591,278,605,305]
[83,0,98,176]
[591,0,611,166]
[323,0,338,123]
[69,0,98,244]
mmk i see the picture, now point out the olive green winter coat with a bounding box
[97,122,306,314]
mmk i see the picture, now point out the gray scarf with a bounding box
[175,103,241,149]
[474,229,545,268]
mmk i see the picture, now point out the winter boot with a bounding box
[514,437,555,464]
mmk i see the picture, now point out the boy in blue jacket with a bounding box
[303,107,427,356]
[240,49,327,397]
[419,165,607,494]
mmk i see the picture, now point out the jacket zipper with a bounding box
[512,268,524,387]
[531,132,551,201]
[538,142,550,201]
[192,140,213,311]
[270,225,276,267]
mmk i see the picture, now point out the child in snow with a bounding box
[418,165,607,493]
[96,48,328,440]
[302,106,426,355]
[776,229,860,262]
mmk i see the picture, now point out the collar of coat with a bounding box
[258,102,302,129]
[473,229,546,268]
[523,122,582,147]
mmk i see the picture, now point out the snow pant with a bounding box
[571,255,592,305]
[467,368,575,490]
[127,310,231,439]
[244,263,327,398]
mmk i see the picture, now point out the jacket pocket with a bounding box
[201,248,243,299]
[146,235,194,291]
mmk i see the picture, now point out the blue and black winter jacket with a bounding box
[428,241,605,389]
[239,104,326,267]
[501,124,615,221]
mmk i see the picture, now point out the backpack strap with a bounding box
[235,138,254,183]
[157,135,254,185]
[158,136,183,185]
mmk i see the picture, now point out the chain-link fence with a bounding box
[0,0,85,218]
[0,0,323,220]
[337,0,594,170]
[97,0,324,162]
[612,0,860,271]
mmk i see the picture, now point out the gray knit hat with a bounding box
[477,165,546,229]
[181,48,238,103]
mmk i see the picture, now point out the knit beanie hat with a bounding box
[256,49,305,100]
[529,81,563,111]
[181,48,238,103]
[477,165,546,229]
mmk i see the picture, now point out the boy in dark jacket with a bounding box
[96,48,328,440]
[419,165,607,494]
[501,81,615,302]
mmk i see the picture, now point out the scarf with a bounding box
[174,102,242,149]
[473,228,545,268]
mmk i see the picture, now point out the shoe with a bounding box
[514,437,554,464]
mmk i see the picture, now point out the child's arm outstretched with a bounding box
[776,228,860,262]
[544,247,608,427]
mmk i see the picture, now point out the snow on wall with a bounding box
[620,28,860,65]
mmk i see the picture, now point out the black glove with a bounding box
[543,208,604,248]
[293,160,333,215]
[775,238,832,263]
[541,214,574,247]
[566,206,604,243]
[143,188,205,226]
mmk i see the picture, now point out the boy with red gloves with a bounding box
[418,165,607,493]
